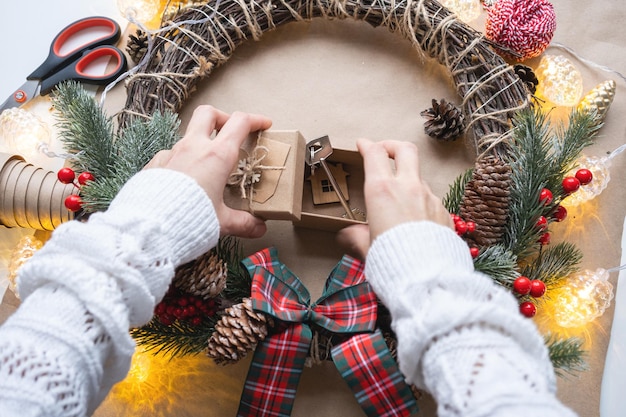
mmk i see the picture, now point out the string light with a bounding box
[7,235,44,297]
[535,55,583,106]
[0,108,51,158]
[117,0,164,29]
[117,0,203,30]
[552,269,614,328]
[561,144,626,207]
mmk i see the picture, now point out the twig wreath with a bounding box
[53,0,598,410]
[118,0,529,154]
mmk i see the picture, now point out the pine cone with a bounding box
[460,156,512,247]
[126,30,149,64]
[206,298,274,364]
[514,64,539,95]
[420,99,466,141]
[173,250,227,300]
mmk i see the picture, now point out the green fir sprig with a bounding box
[502,107,598,259]
[473,244,518,286]
[545,334,588,377]
[520,242,583,287]
[52,81,115,178]
[443,167,473,214]
[130,315,217,357]
[52,81,180,212]
[216,236,251,303]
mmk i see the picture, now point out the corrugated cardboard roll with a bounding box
[0,152,76,230]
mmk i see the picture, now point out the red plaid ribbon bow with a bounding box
[237,247,418,417]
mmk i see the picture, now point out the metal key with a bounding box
[305,136,356,220]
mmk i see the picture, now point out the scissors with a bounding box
[0,16,127,112]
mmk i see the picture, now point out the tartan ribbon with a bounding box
[237,247,418,417]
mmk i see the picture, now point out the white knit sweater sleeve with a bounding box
[0,168,219,417]
[365,221,578,417]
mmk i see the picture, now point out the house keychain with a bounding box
[305,136,365,221]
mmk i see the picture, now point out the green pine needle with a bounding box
[217,236,252,302]
[545,334,587,377]
[502,107,598,258]
[520,242,582,287]
[52,81,182,212]
[51,81,115,178]
[131,316,216,357]
[443,168,473,214]
[502,107,554,257]
[473,244,518,286]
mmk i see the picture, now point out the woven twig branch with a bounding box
[119,0,530,155]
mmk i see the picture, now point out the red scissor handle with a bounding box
[28,16,121,81]
[39,46,128,95]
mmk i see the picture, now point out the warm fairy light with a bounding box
[561,155,610,207]
[561,144,626,207]
[117,0,201,29]
[117,0,164,29]
[552,269,614,328]
[104,346,239,415]
[7,235,44,297]
[440,0,481,22]
[0,108,51,158]
[535,55,583,107]
[127,349,152,383]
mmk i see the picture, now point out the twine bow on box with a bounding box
[238,247,418,417]
[227,145,285,200]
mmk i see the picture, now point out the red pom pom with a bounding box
[575,168,593,185]
[77,171,95,185]
[513,276,532,295]
[64,194,82,212]
[57,167,75,184]
[554,205,567,222]
[562,176,581,194]
[485,0,556,61]
[529,280,546,298]
[470,247,480,258]
[539,188,553,205]
[520,301,537,318]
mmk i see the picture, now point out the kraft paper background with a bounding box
[2,1,625,416]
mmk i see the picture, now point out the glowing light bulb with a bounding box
[440,0,482,22]
[552,269,614,328]
[535,55,583,107]
[0,108,51,158]
[561,155,610,207]
[561,144,625,207]
[7,235,43,297]
[117,0,164,29]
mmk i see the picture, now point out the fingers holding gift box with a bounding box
[224,131,367,231]
[224,130,305,222]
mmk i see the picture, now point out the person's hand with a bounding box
[337,139,453,259]
[145,105,271,238]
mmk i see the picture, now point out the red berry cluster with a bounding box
[57,167,95,212]
[450,213,480,258]
[561,168,593,194]
[154,288,218,326]
[512,275,546,317]
[536,187,569,245]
